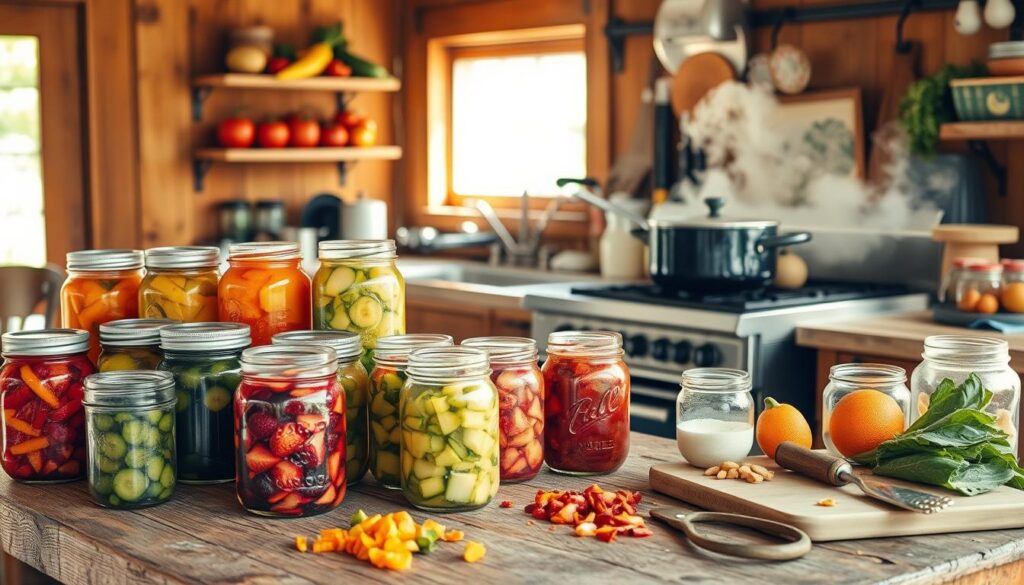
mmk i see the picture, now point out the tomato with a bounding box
[349,119,378,147]
[334,110,365,130]
[217,117,255,148]
[319,122,349,147]
[256,120,290,148]
[266,56,291,75]
[323,59,351,77]
[288,118,321,148]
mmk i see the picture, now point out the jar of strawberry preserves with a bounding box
[219,242,311,346]
[462,336,544,482]
[542,331,630,475]
[1,329,94,482]
[236,345,344,517]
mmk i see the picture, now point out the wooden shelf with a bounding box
[191,146,402,191]
[191,73,401,93]
[939,121,1024,141]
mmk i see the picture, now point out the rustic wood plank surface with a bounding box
[2,433,1024,585]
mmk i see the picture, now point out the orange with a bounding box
[958,288,981,312]
[1003,282,1024,313]
[976,293,1000,315]
[828,389,905,457]
[755,397,812,459]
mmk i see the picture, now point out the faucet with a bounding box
[466,193,567,269]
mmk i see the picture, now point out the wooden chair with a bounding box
[0,265,64,334]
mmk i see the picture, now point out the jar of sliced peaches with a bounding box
[219,242,311,346]
[462,336,543,482]
[140,246,220,322]
[61,249,145,362]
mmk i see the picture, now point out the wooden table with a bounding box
[3,432,1024,584]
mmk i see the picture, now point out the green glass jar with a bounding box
[98,319,173,372]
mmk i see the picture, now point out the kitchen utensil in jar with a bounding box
[774,442,954,514]
[650,507,811,560]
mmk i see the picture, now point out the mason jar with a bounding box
[462,336,544,482]
[313,240,406,371]
[911,335,1020,450]
[1002,259,1024,313]
[61,249,145,362]
[0,329,93,482]
[939,257,984,304]
[83,370,177,508]
[542,331,630,475]
[219,242,311,346]
[823,363,910,459]
[98,319,173,372]
[400,346,499,512]
[676,368,754,468]
[956,263,1003,313]
[369,333,453,488]
[272,330,367,485]
[236,345,343,517]
[140,246,220,322]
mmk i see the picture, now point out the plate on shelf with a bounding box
[932,303,1024,327]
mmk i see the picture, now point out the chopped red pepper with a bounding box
[499,500,514,509]
[521,484,650,543]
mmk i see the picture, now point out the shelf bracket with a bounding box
[337,160,358,186]
[968,140,1007,197]
[335,92,354,113]
[193,159,213,192]
[192,86,212,122]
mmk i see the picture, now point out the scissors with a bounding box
[650,507,812,561]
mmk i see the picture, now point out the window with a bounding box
[0,36,45,266]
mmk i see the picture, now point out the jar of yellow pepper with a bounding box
[98,318,173,371]
[140,246,220,323]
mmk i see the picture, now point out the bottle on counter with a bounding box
[140,246,220,322]
[219,242,311,346]
[98,319,173,372]
[675,368,754,468]
[61,249,145,362]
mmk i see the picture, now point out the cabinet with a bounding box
[406,298,531,342]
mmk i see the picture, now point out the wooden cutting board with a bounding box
[650,455,1024,542]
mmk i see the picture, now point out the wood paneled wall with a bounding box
[134,0,398,247]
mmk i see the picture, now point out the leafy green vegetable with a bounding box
[899,63,986,157]
[854,374,1023,496]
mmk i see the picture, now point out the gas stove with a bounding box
[524,281,929,439]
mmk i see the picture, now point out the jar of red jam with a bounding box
[236,345,344,517]
[542,331,630,475]
[0,329,94,482]
[462,336,543,482]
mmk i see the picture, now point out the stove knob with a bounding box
[651,338,671,361]
[693,343,721,367]
[673,341,693,365]
[625,335,649,358]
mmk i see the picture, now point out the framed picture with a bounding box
[774,88,865,179]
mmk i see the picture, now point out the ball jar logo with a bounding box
[568,378,625,435]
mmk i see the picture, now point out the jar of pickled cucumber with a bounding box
[83,370,177,508]
[369,334,453,488]
[0,329,94,483]
[462,336,544,482]
[400,346,499,512]
[313,240,405,371]
[219,242,311,346]
[140,246,220,322]
[158,322,249,483]
[272,330,368,485]
[98,319,173,372]
[236,345,344,517]
[62,249,145,362]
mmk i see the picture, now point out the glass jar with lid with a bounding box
[462,336,544,482]
[823,363,910,459]
[272,330,367,485]
[1002,259,1024,313]
[236,345,343,517]
[313,240,406,371]
[0,329,93,482]
[369,333,453,488]
[219,242,311,346]
[61,249,145,362]
[675,368,754,468]
[542,331,630,475]
[159,322,250,483]
[956,263,1003,313]
[400,346,499,511]
[911,335,1020,450]
[83,370,177,508]
[98,318,173,372]
[140,246,220,323]
[939,257,984,304]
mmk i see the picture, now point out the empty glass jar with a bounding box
[823,363,910,459]
[675,368,754,468]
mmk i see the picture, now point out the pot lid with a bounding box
[649,197,779,229]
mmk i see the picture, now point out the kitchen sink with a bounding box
[399,260,593,288]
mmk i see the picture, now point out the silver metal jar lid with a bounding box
[228,241,299,261]
[83,370,176,408]
[66,249,144,271]
[2,328,90,357]
[272,330,362,362]
[407,346,490,380]
[145,246,220,269]
[374,334,454,367]
[462,336,537,366]
[159,322,251,352]
[319,240,397,260]
[241,345,338,378]
[100,319,174,347]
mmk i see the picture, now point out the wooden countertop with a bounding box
[3,432,1024,584]
[797,310,1024,366]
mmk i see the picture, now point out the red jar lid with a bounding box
[953,257,986,268]
[1002,259,1024,272]
[968,263,1003,273]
